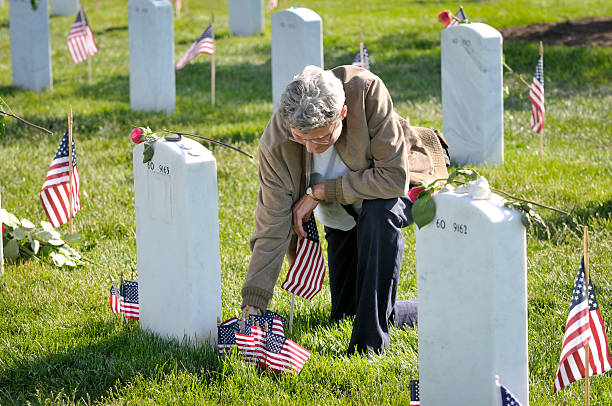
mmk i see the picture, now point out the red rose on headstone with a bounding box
[408,187,425,203]
[131,127,146,144]
[438,10,452,27]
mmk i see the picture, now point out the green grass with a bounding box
[1,0,611,404]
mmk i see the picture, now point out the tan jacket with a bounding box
[241,65,446,311]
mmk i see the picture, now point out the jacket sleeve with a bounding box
[241,142,294,311]
[324,77,410,205]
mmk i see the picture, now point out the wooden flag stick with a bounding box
[359,31,364,68]
[538,41,544,157]
[211,12,216,106]
[67,105,74,234]
[289,293,295,334]
[120,272,125,325]
[583,226,590,406]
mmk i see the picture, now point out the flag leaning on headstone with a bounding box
[265,332,311,374]
[176,23,214,70]
[40,130,81,228]
[66,8,98,64]
[553,258,612,393]
[120,280,140,320]
[529,54,545,134]
[281,215,326,300]
[110,282,123,314]
[351,44,370,70]
[448,7,467,27]
[410,380,420,406]
[500,383,522,406]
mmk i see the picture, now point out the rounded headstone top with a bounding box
[273,7,321,22]
[445,22,502,39]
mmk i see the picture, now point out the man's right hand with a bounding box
[240,305,262,332]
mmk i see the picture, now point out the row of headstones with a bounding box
[7,0,322,114]
[132,137,528,404]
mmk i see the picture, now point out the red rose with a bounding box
[131,127,145,144]
[407,187,425,203]
[438,10,452,27]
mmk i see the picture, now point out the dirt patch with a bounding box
[499,16,612,47]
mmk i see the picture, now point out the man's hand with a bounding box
[292,183,325,238]
[240,305,262,332]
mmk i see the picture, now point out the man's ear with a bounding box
[340,105,347,120]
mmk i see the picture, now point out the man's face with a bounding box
[289,120,342,154]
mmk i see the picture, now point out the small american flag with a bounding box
[529,54,545,133]
[176,24,214,70]
[218,318,241,355]
[448,7,467,27]
[121,280,140,320]
[410,380,420,406]
[281,215,326,300]
[109,282,123,314]
[66,8,98,64]
[251,325,268,365]
[554,258,612,393]
[351,44,370,70]
[265,332,311,374]
[235,331,256,362]
[265,310,287,327]
[271,317,284,336]
[40,131,81,228]
[500,384,522,406]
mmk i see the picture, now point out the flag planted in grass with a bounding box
[176,23,214,70]
[265,332,311,374]
[410,380,420,406]
[218,318,240,356]
[529,54,545,133]
[110,282,123,314]
[553,258,612,393]
[67,8,98,64]
[351,44,370,70]
[40,130,81,228]
[120,280,140,320]
[281,215,326,300]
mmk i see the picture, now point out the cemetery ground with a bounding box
[0,0,610,404]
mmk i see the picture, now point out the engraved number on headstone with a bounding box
[436,218,468,235]
[453,222,468,235]
[146,161,171,176]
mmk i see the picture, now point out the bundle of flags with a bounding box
[281,215,326,300]
[110,280,140,320]
[553,258,611,393]
[217,311,311,374]
[67,8,98,64]
[351,45,370,70]
[529,53,545,133]
[40,130,81,228]
[176,23,215,70]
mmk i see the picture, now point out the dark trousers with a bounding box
[325,197,418,355]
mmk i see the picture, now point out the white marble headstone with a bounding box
[228,0,263,37]
[416,190,528,405]
[51,0,78,16]
[441,23,503,166]
[133,137,223,345]
[271,7,323,108]
[9,0,52,91]
[128,0,175,113]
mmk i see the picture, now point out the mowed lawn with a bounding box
[1,0,611,404]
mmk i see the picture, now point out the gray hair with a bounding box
[279,65,345,133]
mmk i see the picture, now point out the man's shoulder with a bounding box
[331,65,380,89]
[260,111,301,159]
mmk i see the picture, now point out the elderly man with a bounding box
[241,65,448,355]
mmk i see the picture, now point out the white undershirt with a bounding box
[311,146,362,231]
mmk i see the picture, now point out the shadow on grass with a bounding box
[0,320,222,405]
